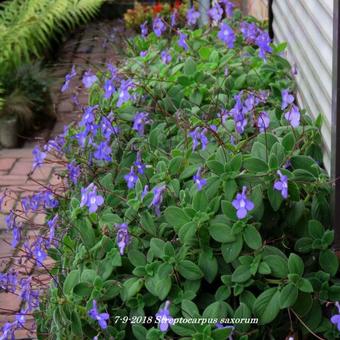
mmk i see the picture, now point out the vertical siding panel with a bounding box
[272,0,333,174]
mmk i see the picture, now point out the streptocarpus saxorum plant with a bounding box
[1,2,340,340]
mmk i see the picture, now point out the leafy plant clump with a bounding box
[2,2,340,340]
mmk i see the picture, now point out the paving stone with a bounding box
[0,149,33,159]
[10,161,33,176]
[0,158,16,171]
[57,100,74,113]
[0,292,21,318]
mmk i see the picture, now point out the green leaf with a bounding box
[75,217,96,248]
[192,190,208,212]
[234,74,247,89]
[155,277,172,300]
[178,222,197,244]
[132,325,148,340]
[234,303,251,332]
[71,311,83,337]
[267,186,283,211]
[264,255,288,278]
[282,132,295,152]
[63,270,80,295]
[288,253,304,276]
[177,260,203,280]
[209,223,234,243]
[243,225,262,250]
[280,283,298,309]
[253,287,281,324]
[128,249,147,267]
[319,250,339,276]
[183,58,197,75]
[231,265,252,283]
[181,299,200,318]
[150,238,166,258]
[121,278,144,301]
[297,278,313,293]
[73,282,93,297]
[221,200,237,220]
[222,234,243,263]
[243,157,268,172]
[203,301,230,319]
[164,206,190,227]
[207,160,225,175]
[140,212,157,236]
[198,251,218,283]
[308,220,324,239]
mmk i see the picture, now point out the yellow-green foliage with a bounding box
[0,0,104,115]
[0,0,104,74]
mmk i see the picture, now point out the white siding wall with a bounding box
[272,0,333,173]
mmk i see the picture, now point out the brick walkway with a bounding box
[0,19,128,339]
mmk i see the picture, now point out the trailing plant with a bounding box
[1,2,340,340]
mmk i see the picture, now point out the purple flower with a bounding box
[256,31,272,60]
[161,50,172,64]
[107,64,118,79]
[61,65,76,92]
[291,63,298,76]
[209,3,223,22]
[0,270,17,293]
[117,79,134,107]
[331,302,340,331]
[82,70,98,88]
[156,300,173,332]
[273,170,288,199]
[243,94,256,113]
[115,223,130,255]
[224,67,229,77]
[232,186,254,219]
[141,185,149,199]
[153,16,166,37]
[67,161,81,184]
[257,111,270,132]
[284,104,300,128]
[281,89,294,110]
[43,190,59,209]
[189,127,208,151]
[178,32,189,51]
[88,300,110,330]
[140,50,148,57]
[47,214,58,246]
[220,0,235,17]
[133,112,150,136]
[170,10,177,27]
[33,237,47,266]
[240,22,259,44]
[141,21,148,37]
[80,183,104,213]
[134,152,145,174]
[218,23,235,48]
[80,105,98,127]
[150,185,166,216]
[186,7,200,26]
[234,111,248,134]
[93,141,112,162]
[12,225,21,248]
[193,168,207,191]
[124,167,138,189]
[32,146,46,169]
[104,79,115,99]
